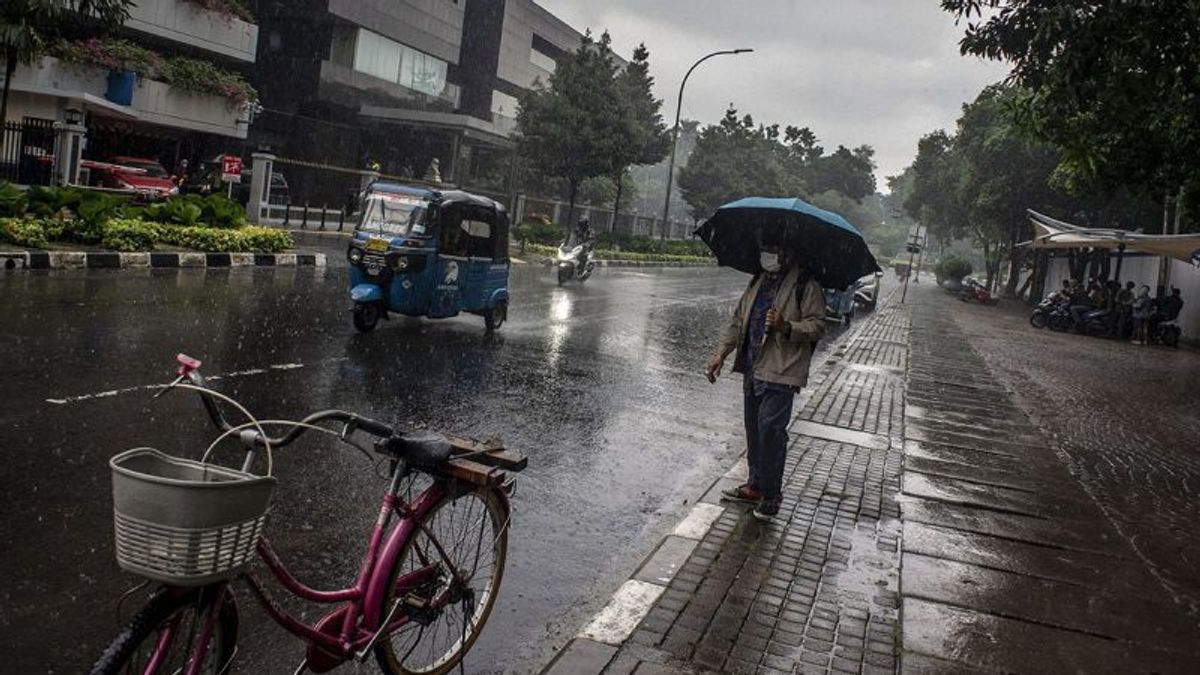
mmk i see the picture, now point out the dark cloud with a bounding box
[539,0,1009,186]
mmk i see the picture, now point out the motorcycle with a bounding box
[1029,295,1065,329]
[853,272,882,312]
[959,277,999,305]
[556,238,595,284]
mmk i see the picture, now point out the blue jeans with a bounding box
[743,378,796,502]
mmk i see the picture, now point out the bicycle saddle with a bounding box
[384,431,453,467]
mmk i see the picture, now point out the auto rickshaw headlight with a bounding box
[391,255,408,271]
[348,247,363,264]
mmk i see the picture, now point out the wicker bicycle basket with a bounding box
[110,448,276,586]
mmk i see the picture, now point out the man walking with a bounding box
[704,237,826,520]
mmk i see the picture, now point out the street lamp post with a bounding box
[660,48,753,238]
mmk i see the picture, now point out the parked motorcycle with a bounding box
[959,277,999,305]
[556,238,595,284]
[1029,295,1065,329]
[1148,319,1182,347]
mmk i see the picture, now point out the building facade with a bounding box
[1,0,260,185]
[246,0,597,205]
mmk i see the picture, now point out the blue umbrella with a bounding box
[694,196,880,289]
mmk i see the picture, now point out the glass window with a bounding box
[353,29,401,82]
[530,47,556,73]
[401,45,448,97]
[358,193,429,237]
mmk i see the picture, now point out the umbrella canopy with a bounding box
[695,196,881,288]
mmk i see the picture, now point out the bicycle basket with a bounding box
[110,448,276,586]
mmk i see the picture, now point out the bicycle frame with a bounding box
[169,470,509,674]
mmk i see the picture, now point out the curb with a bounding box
[540,290,887,675]
[0,250,327,271]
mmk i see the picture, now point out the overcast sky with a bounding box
[540,0,1010,190]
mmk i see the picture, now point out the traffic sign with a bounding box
[221,155,243,184]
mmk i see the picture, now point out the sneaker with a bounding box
[720,483,762,504]
[752,499,781,521]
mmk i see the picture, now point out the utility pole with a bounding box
[901,224,924,304]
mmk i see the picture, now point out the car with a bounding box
[102,156,179,200]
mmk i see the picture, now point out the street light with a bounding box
[660,48,753,236]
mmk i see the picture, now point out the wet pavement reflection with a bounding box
[0,262,803,673]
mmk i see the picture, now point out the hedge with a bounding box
[523,242,711,264]
[0,216,293,253]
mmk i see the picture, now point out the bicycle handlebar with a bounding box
[176,354,395,448]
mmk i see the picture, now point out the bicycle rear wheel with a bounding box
[375,486,509,675]
[88,586,237,675]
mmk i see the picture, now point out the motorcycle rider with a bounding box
[570,216,595,268]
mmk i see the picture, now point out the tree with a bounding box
[941,0,1200,228]
[514,31,625,229]
[804,145,877,201]
[1,1,133,125]
[607,43,670,230]
[676,107,797,219]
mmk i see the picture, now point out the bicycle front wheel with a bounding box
[88,586,237,675]
[375,486,509,675]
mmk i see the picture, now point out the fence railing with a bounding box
[257,202,352,232]
[0,120,56,186]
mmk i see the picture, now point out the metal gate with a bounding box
[0,119,56,186]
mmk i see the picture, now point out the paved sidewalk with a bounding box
[541,282,1200,675]
[543,295,909,675]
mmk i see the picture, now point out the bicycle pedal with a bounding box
[403,593,432,609]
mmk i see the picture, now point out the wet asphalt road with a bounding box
[0,252,846,674]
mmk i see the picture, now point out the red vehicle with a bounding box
[959,277,1000,305]
[99,156,179,200]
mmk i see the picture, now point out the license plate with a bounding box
[366,238,388,253]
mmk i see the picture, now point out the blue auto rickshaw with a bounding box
[346,182,510,332]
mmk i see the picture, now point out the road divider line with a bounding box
[45,362,312,405]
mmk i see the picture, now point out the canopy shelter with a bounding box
[1024,210,1200,265]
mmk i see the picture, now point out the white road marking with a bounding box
[672,502,725,540]
[45,362,309,405]
[578,579,665,645]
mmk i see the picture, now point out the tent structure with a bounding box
[1025,210,1200,265]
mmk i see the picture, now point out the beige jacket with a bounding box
[717,267,826,388]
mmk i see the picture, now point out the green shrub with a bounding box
[58,217,106,244]
[514,219,564,245]
[0,181,27,217]
[596,233,710,257]
[144,198,202,226]
[158,224,292,252]
[163,56,258,106]
[102,218,162,252]
[26,185,82,218]
[196,194,245,228]
[0,218,49,249]
[935,256,973,284]
[596,250,711,263]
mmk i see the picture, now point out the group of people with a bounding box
[1058,277,1183,344]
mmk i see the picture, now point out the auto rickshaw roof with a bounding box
[368,181,505,212]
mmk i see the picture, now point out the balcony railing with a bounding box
[8,57,252,139]
[126,0,258,62]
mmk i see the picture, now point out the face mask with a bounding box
[760,252,781,272]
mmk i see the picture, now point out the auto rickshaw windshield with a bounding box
[358,193,429,237]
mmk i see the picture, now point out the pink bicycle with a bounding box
[88,355,525,675]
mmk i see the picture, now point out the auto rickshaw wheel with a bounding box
[353,302,381,332]
[557,266,571,285]
[485,301,507,331]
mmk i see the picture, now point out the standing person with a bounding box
[704,236,826,520]
[1131,285,1152,345]
[1115,281,1136,337]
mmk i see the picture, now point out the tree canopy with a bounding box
[514,31,626,225]
[676,107,877,221]
[942,0,1200,216]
